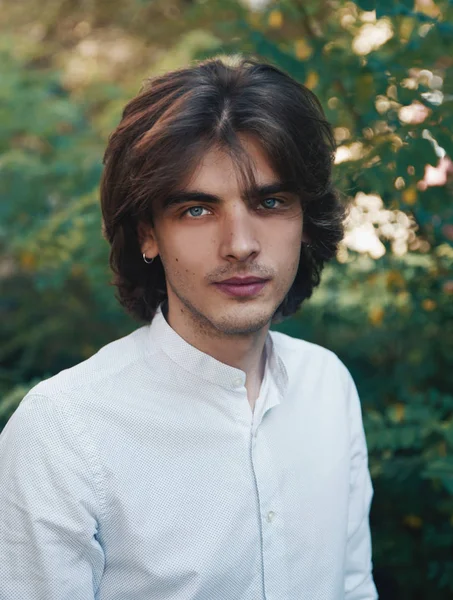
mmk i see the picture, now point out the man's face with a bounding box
[139,134,304,337]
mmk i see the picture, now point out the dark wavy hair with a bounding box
[100,54,346,324]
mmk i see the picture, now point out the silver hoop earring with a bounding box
[143,253,154,264]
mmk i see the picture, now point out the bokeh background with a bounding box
[1,0,452,597]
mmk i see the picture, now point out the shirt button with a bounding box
[266,511,275,523]
[233,377,243,387]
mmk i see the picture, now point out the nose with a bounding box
[218,202,261,262]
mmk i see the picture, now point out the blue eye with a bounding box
[184,206,208,218]
[261,198,283,209]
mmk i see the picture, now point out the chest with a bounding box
[95,390,351,599]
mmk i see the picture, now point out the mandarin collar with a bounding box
[148,302,288,399]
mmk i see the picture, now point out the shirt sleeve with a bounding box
[343,369,379,600]
[0,393,105,600]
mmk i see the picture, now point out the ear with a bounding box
[137,221,159,257]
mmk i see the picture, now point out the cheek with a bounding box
[173,228,213,255]
[273,221,303,254]
[163,233,209,280]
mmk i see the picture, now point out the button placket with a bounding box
[251,426,291,599]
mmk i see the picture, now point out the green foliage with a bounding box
[0,44,135,400]
[1,1,453,597]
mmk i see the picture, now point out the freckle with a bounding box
[175,258,178,262]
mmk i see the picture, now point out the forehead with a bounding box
[183,135,277,194]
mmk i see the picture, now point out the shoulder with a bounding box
[27,324,153,403]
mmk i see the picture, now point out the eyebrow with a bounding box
[161,181,298,212]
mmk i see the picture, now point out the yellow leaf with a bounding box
[386,270,405,289]
[20,251,36,271]
[305,71,319,90]
[268,9,283,28]
[247,12,261,28]
[403,515,423,529]
[82,345,95,358]
[402,187,417,205]
[438,441,447,457]
[394,403,405,423]
[295,39,313,60]
[422,299,436,311]
[369,306,384,326]
[71,264,84,277]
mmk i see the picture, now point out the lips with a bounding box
[214,279,269,298]
[218,277,268,285]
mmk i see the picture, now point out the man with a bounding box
[0,55,378,599]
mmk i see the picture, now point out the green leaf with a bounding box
[355,0,376,10]
[376,0,396,18]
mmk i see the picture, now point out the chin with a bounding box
[208,304,273,335]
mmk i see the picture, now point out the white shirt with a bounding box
[0,301,378,600]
